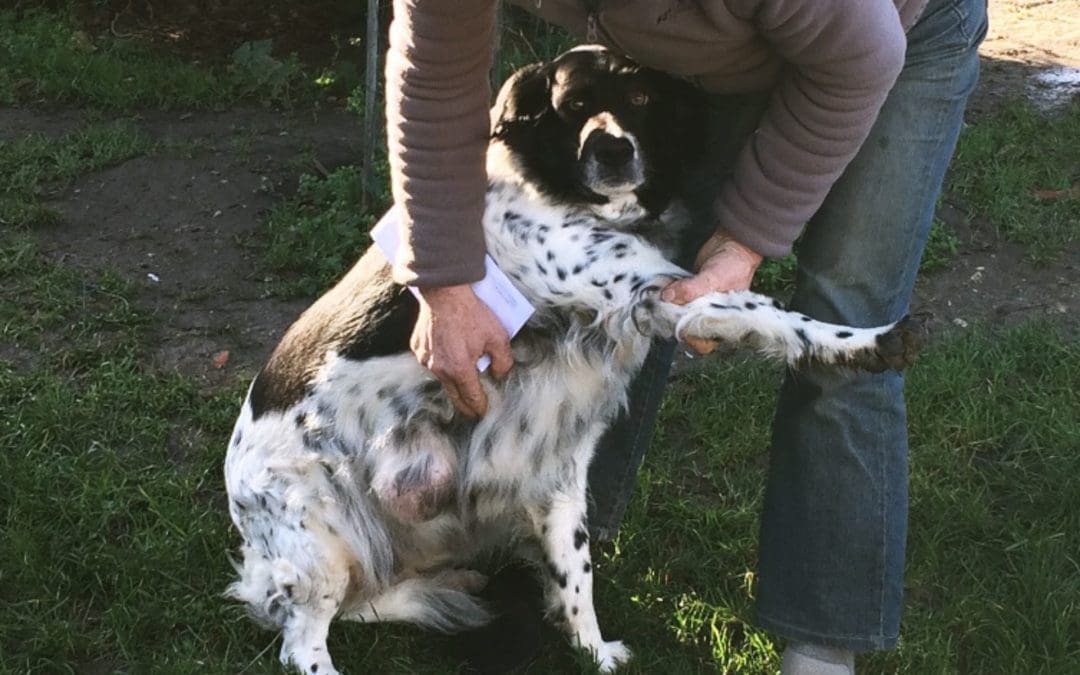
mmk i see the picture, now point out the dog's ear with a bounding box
[491,63,552,137]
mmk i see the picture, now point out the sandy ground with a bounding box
[972,0,1080,113]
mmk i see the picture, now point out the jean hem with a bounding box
[754,611,899,653]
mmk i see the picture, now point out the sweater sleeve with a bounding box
[716,0,907,257]
[385,0,497,286]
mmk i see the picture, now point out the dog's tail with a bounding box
[342,576,492,633]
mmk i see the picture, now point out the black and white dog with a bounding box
[224,47,923,674]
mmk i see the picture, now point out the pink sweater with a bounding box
[386,0,928,286]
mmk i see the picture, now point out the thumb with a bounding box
[661,275,711,306]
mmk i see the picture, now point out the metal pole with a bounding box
[361,0,380,210]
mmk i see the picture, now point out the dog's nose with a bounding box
[584,131,634,167]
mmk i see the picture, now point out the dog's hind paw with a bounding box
[594,640,632,672]
[869,312,930,372]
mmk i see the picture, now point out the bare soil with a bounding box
[6,0,1078,388]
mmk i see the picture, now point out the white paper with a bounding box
[371,207,535,371]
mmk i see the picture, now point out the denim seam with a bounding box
[756,610,899,650]
[947,5,973,43]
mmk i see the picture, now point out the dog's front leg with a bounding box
[528,493,630,672]
[633,288,927,371]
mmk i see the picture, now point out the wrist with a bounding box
[696,230,764,271]
[417,283,475,304]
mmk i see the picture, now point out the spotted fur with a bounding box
[224,47,925,674]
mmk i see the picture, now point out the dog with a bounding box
[224,46,924,674]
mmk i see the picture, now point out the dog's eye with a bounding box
[630,92,649,106]
[567,99,585,111]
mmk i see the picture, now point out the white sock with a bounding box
[780,642,855,675]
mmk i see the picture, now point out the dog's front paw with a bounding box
[630,277,682,338]
[593,639,632,672]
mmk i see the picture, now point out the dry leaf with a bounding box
[212,350,230,369]
[1032,183,1080,200]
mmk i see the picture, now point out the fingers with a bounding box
[486,333,514,380]
[425,358,488,418]
[445,368,488,418]
[683,335,719,356]
[411,283,516,418]
[661,275,713,306]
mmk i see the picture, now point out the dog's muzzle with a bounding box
[578,112,644,194]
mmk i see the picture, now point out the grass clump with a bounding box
[261,165,390,296]
[919,217,962,273]
[949,101,1080,260]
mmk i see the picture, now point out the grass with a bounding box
[3,230,1078,672]
[920,217,963,274]
[948,100,1080,261]
[495,7,577,85]
[0,9,357,110]
[260,164,389,297]
[0,120,156,228]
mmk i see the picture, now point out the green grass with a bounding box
[3,230,1077,672]
[0,120,155,227]
[0,9,346,110]
[260,165,389,297]
[949,101,1080,261]
[494,7,576,85]
[920,217,962,274]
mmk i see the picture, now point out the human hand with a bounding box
[412,284,514,417]
[660,232,764,355]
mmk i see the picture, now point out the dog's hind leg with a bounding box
[228,550,348,674]
[279,591,341,675]
[528,486,630,672]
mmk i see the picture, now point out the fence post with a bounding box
[361,0,380,210]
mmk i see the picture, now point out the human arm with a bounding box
[666,0,908,350]
[386,0,511,415]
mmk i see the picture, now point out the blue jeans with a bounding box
[587,0,987,651]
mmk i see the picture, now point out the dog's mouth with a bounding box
[577,113,645,197]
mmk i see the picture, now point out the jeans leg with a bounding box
[754,0,987,652]
[587,338,676,541]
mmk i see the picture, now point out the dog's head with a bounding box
[491,46,708,218]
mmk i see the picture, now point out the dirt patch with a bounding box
[24,106,363,387]
[913,203,1079,335]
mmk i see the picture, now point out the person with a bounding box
[383,0,987,672]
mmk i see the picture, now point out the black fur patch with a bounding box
[573,528,589,550]
[249,248,417,419]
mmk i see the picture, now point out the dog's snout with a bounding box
[584,131,635,167]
